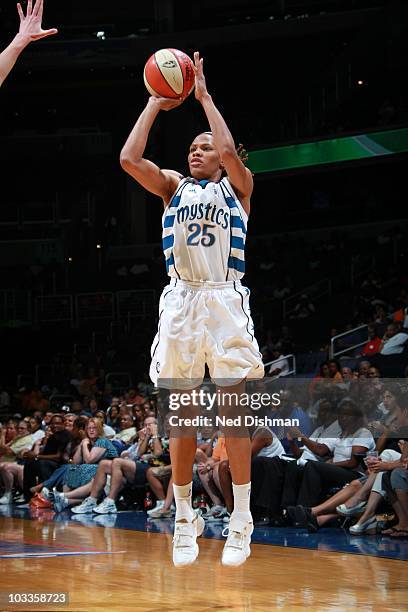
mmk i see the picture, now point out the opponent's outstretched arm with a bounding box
[0,0,57,87]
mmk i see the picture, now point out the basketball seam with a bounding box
[154,51,184,97]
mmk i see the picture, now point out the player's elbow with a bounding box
[119,151,134,172]
[220,146,237,163]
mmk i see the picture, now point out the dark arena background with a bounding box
[0,1,407,610]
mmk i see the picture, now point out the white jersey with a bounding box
[162,177,247,282]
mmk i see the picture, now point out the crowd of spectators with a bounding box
[0,355,407,540]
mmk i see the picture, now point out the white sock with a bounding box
[232,482,252,522]
[173,482,194,521]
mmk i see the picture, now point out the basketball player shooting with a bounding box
[0,0,57,88]
[120,51,264,567]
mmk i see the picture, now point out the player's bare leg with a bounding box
[218,381,254,567]
[169,389,204,567]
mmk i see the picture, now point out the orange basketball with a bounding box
[143,48,195,99]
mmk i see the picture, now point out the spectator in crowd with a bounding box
[345,443,406,535]
[380,456,408,538]
[309,362,331,400]
[132,404,145,431]
[22,414,71,501]
[312,406,407,531]
[58,418,117,494]
[0,420,33,463]
[29,416,45,443]
[30,416,88,498]
[1,420,18,446]
[196,435,229,522]
[248,400,340,525]
[270,388,313,454]
[94,410,116,439]
[267,346,290,379]
[361,324,382,357]
[379,323,408,355]
[393,297,408,329]
[369,385,404,434]
[328,360,343,383]
[110,412,138,453]
[63,413,77,433]
[358,360,371,378]
[286,399,375,528]
[106,404,120,431]
[0,420,34,504]
[145,465,174,518]
[61,418,164,514]
[41,410,55,429]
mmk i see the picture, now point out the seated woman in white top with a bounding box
[286,399,374,530]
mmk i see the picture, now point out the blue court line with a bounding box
[1,506,407,562]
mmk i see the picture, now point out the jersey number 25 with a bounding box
[187,223,216,247]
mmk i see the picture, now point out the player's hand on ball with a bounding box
[149,96,185,111]
[17,0,58,44]
[193,51,208,102]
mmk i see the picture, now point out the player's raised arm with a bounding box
[193,51,253,207]
[0,0,57,87]
[120,97,184,204]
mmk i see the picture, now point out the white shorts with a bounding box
[150,279,264,389]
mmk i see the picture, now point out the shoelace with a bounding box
[222,527,246,550]
[173,523,195,548]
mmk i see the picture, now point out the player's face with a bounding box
[188,134,222,179]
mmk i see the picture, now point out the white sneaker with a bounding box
[221,515,254,567]
[94,498,117,514]
[0,492,12,505]
[223,513,230,524]
[172,512,205,567]
[149,507,174,519]
[41,487,52,501]
[71,496,97,514]
[147,500,165,516]
[349,517,377,535]
[205,505,228,522]
[53,491,69,513]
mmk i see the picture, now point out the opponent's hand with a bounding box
[16,0,58,44]
[193,51,208,102]
[149,96,185,111]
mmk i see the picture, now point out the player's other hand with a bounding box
[17,0,58,45]
[193,51,208,102]
[149,96,185,111]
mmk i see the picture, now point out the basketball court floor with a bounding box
[0,506,406,611]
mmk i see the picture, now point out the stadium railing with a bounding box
[264,354,296,377]
[330,324,369,359]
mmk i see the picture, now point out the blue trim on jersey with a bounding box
[162,235,174,251]
[225,196,238,209]
[231,216,247,234]
[169,195,181,209]
[164,215,175,228]
[165,253,174,272]
[228,256,245,273]
[231,236,245,250]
